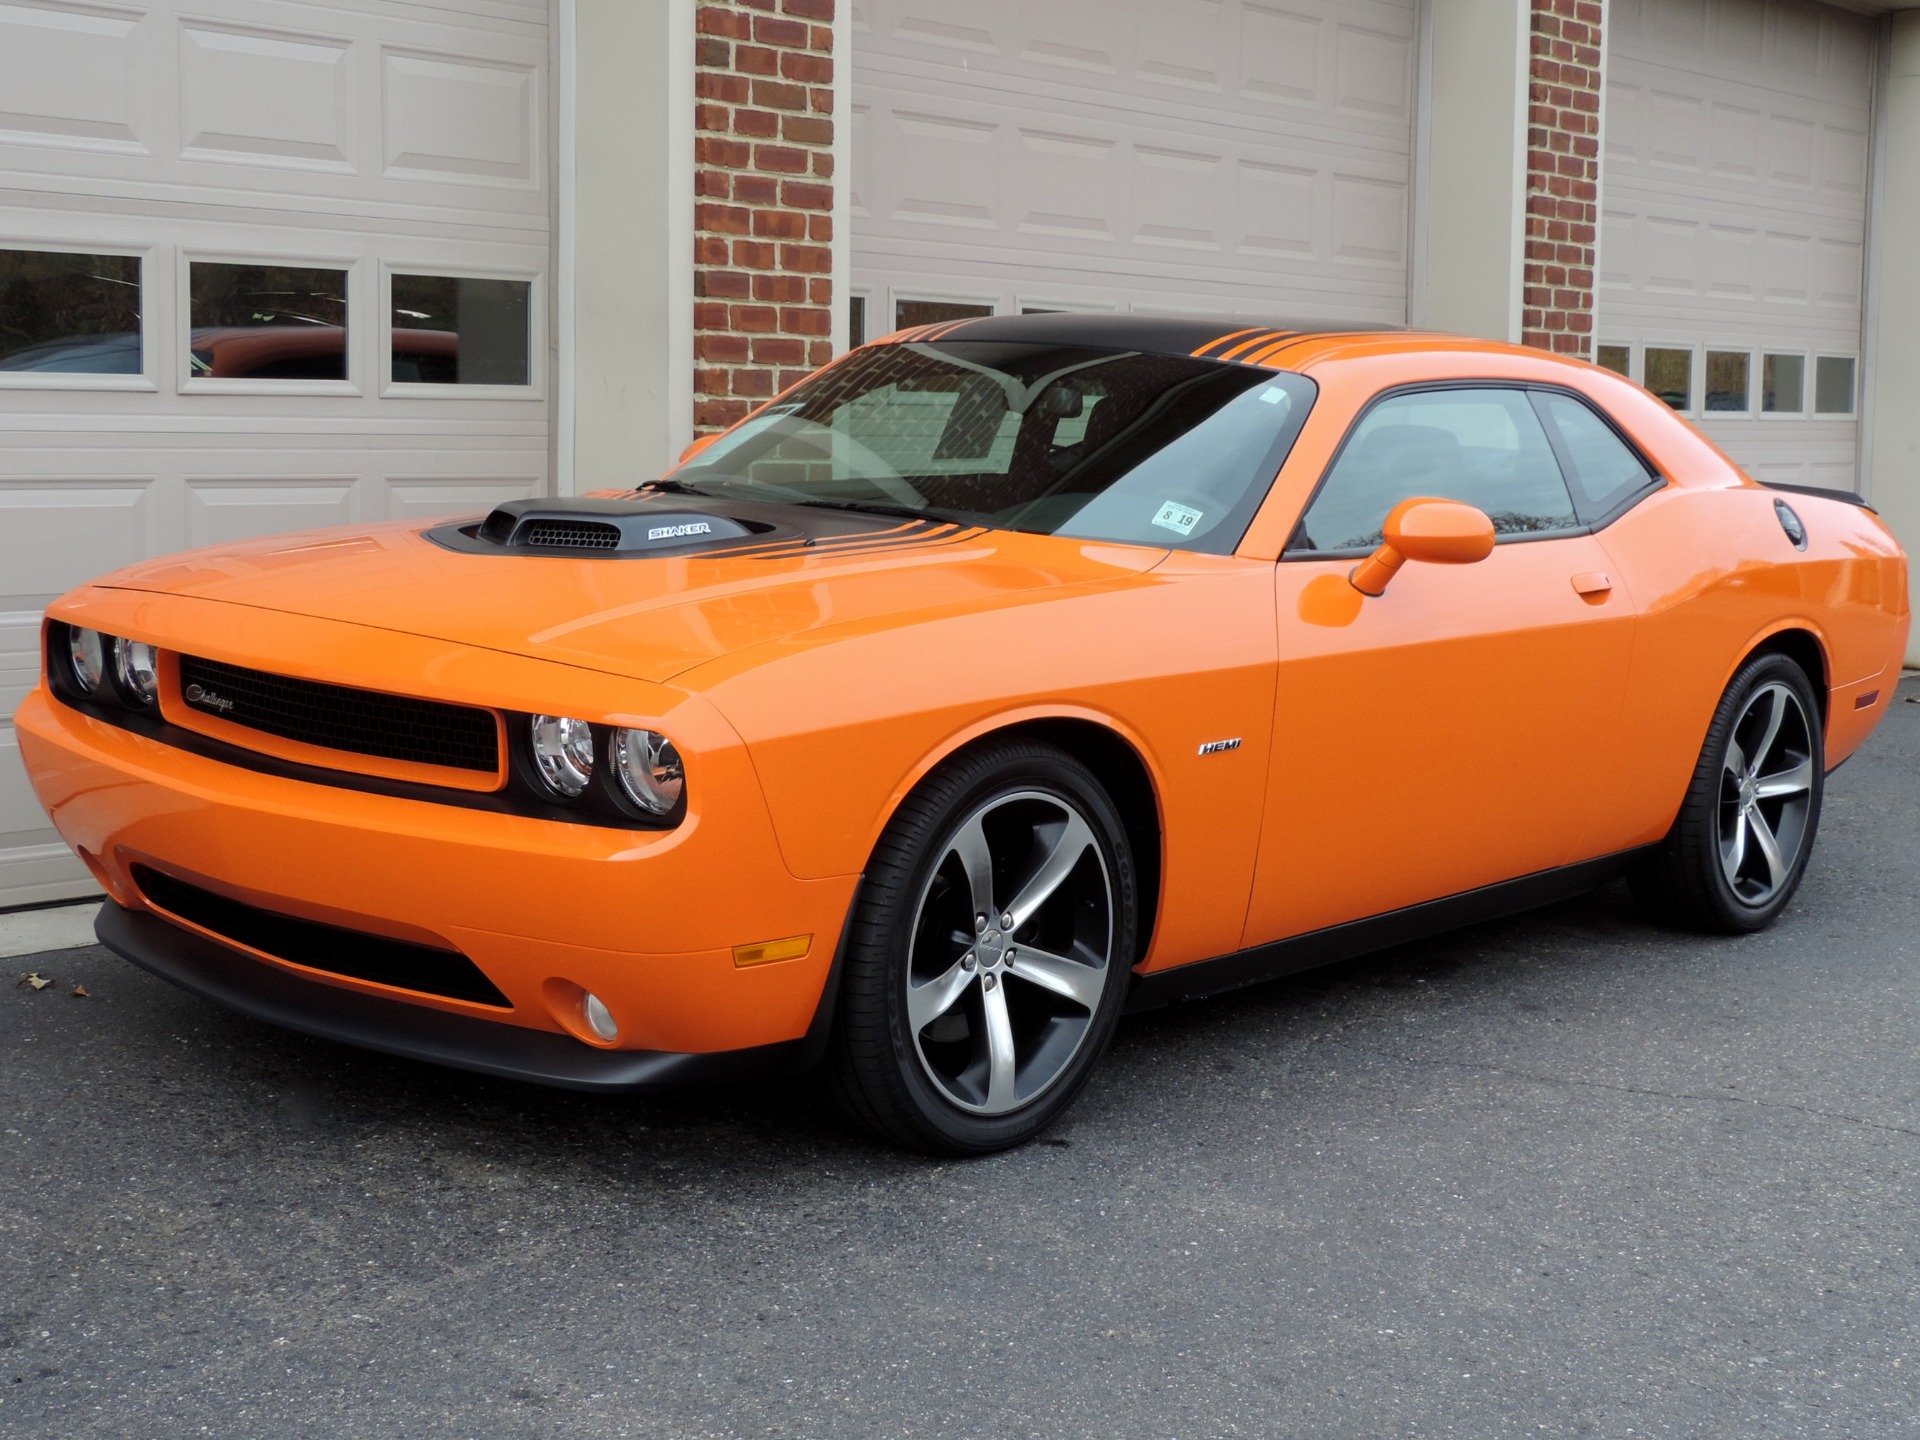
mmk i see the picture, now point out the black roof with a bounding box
[891,310,1405,359]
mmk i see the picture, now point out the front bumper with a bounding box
[98,903,809,1091]
[17,675,858,1064]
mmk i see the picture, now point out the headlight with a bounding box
[613,727,685,815]
[113,638,159,707]
[66,628,106,694]
[529,714,595,798]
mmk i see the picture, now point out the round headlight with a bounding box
[613,727,685,815]
[529,714,595,798]
[113,638,158,707]
[66,628,106,694]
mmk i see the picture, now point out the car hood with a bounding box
[91,512,1168,684]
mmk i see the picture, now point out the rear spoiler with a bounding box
[1762,480,1876,514]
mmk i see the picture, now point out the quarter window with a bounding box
[1536,393,1655,522]
[1293,388,1578,553]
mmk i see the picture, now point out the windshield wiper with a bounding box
[788,498,968,525]
[642,478,721,498]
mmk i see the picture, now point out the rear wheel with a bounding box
[825,739,1137,1154]
[1631,652,1823,933]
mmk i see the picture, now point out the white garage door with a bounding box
[1598,0,1873,491]
[0,0,551,907]
[849,0,1415,335]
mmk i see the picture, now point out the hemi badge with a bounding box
[1198,737,1242,756]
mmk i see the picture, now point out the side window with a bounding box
[1536,393,1655,522]
[1293,388,1578,552]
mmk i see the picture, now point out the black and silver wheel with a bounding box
[1632,652,1824,933]
[826,739,1137,1154]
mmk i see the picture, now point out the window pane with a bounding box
[1296,389,1577,552]
[1541,393,1653,521]
[895,298,992,329]
[0,249,141,373]
[1596,344,1630,377]
[390,274,530,385]
[189,262,347,380]
[1704,350,1749,412]
[671,341,1317,555]
[1815,356,1855,415]
[1762,354,1804,413]
[1643,347,1692,410]
[847,295,866,348]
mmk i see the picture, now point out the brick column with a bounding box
[693,0,836,433]
[1522,0,1602,358]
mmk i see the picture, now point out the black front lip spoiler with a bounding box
[95,903,804,1093]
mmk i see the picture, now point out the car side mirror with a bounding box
[1349,498,1496,596]
[678,432,720,465]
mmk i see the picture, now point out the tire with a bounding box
[824,738,1138,1155]
[1630,652,1824,934]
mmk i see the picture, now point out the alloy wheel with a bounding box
[1718,680,1815,906]
[905,789,1114,1116]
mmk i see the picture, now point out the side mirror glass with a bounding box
[1350,497,1496,596]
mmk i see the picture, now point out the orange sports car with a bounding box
[16,314,1910,1154]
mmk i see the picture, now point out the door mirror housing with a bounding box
[1349,498,1496,596]
[678,431,721,465]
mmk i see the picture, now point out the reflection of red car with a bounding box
[188,326,457,381]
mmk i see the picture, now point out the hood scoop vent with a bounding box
[429,497,786,559]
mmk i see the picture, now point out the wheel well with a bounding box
[953,718,1163,965]
[1750,629,1829,721]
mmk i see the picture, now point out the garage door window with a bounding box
[389,273,531,387]
[1642,348,1692,412]
[1295,388,1579,553]
[895,298,992,330]
[1704,351,1749,413]
[1815,357,1856,416]
[1762,354,1805,414]
[0,248,142,376]
[188,262,348,382]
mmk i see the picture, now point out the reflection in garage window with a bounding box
[894,298,993,330]
[188,262,348,380]
[1704,350,1750,412]
[847,295,866,349]
[1595,344,1629,377]
[390,274,531,386]
[0,249,141,374]
[1815,356,1856,415]
[1762,354,1804,413]
[1642,347,1692,411]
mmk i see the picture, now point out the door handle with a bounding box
[1571,572,1613,598]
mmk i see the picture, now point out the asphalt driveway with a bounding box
[4,674,1918,1439]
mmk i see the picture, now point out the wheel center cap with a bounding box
[1739,777,1758,807]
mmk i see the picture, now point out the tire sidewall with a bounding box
[1698,654,1825,931]
[854,743,1137,1154]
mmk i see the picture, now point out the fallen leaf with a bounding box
[16,973,52,991]
[71,984,88,998]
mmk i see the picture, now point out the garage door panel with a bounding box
[184,480,358,548]
[0,0,146,155]
[856,0,1412,324]
[1601,0,1870,491]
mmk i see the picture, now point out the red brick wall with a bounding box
[1522,0,1602,358]
[693,0,836,433]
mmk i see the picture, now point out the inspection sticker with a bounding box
[1151,501,1203,537]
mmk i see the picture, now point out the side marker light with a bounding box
[733,935,812,968]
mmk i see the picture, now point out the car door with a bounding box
[1243,384,1649,948]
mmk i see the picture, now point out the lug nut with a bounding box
[1000,912,1013,929]
[962,954,977,971]
[983,973,998,990]
[975,914,988,934]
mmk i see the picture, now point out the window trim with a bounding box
[0,240,157,393]
[379,259,546,401]
[1279,379,1667,562]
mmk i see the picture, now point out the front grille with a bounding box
[519,519,620,549]
[133,865,511,1008]
[178,656,499,774]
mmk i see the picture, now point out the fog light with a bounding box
[582,991,618,1042]
[114,638,158,707]
[66,627,106,694]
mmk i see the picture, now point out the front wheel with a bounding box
[825,739,1137,1154]
[1631,652,1824,933]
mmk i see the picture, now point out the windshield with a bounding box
[667,341,1317,553]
